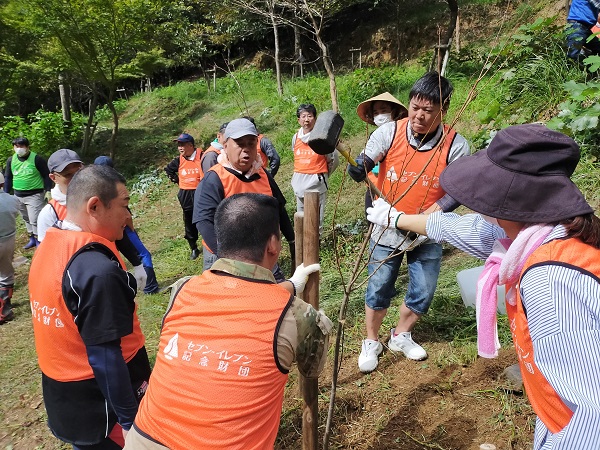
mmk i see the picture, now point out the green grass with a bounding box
[5,5,600,447]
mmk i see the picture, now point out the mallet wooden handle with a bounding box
[336,141,384,199]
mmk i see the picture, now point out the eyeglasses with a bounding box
[54,165,83,179]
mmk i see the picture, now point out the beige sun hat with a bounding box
[356,92,408,125]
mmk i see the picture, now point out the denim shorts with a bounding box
[365,240,442,315]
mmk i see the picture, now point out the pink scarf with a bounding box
[476,224,553,358]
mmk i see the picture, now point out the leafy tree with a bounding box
[0,0,53,116]
[228,0,288,96]
[16,0,174,157]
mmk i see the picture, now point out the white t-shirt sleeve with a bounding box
[37,204,58,242]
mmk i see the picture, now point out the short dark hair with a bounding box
[12,137,29,147]
[219,122,229,134]
[67,165,126,210]
[409,72,453,110]
[242,116,259,133]
[296,103,317,117]
[215,193,280,263]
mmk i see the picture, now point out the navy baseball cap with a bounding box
[174,133,195,145]
[94,155,114,167]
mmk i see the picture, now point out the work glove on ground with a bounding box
[346,154,375,183]
[133,264,147,292]
[366,198,404,228]
[288,263,320,295]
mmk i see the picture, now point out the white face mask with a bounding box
[481,215,499,227]
[373,113,393,127]
[14,147,28,157]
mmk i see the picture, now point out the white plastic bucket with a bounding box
[456,266,506,315]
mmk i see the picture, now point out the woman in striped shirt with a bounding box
[366,123,600,450]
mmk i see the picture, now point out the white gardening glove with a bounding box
[288,263,320,295]
[133,265,147,292]
[366,198,404,228]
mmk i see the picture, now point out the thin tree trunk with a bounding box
[440,0,459,73]
[293,7,301,78]
[302,0,338,112]
[82,90,98,155]
[270,4,283,96]
[59,73,72,125]
[317,36,338,112]
[107,89,119,159]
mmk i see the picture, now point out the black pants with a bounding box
[183,208,198,250]
[72,437,121,450]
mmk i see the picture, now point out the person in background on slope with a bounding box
[193,118,295,279]
[243,116,281,176]
[30,165,151,450]
[4,137,52,249]
[37,150,148,293]
[201,122,227,175]
[347,72,470,373]
[37,149,83,242]
[291,103,339,233]
[94,156,159,294]
[125,193,331,450]
[0,173,19,324]
[164,133,203,260]
[356,91,408,212]
[368,123,600,450]
[566,0,600,60]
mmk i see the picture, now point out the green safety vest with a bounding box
[11,151,44,191]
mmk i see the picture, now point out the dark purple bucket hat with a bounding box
[440,124,593,223]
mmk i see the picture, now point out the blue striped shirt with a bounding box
[426,212,600,449]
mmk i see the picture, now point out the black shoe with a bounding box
[190,248,200,260]
[0,296,14,324]
[0,308,14,324]
[23,235,37,249]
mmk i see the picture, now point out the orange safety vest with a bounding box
[201,144,221,169]
[134,271,292,449]
[209,164,273,198]
[202,165,273,253]
[49,198,67,221]
[377,118,456,214]
[367,171,378,186]
[511,237,600,433]
[256,134,269,169]
[178,149,203,190]
[293,132,328,174]
[29,228,145,382]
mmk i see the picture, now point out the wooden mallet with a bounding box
[307,110,382,198]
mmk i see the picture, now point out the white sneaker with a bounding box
[388,329,427,360]
[358,339,383,373]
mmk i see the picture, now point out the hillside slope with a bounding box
[2,1,595,449]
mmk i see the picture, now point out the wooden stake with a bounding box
[301,191,320,450]
[294,212,304,277]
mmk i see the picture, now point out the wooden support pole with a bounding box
[294,212,304,278]
[301,190,320,450]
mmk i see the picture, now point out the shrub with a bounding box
[94,99,129,121]
[0,110,85,165]
[481,17,586,126]
[547,78,600,159]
